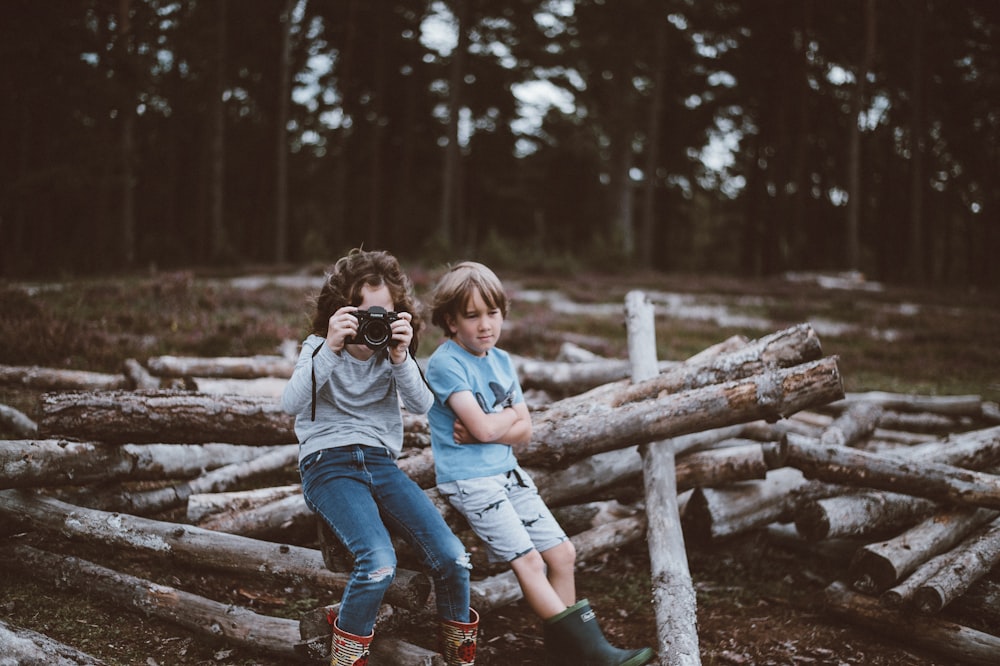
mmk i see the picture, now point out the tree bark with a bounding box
[913,517,1000,614]
[824,581,1000,666]
[146,354,294,379]
[188,484,302,523]
[38,390,295,445]
[522,356,844,468]
[848,504,998,595]
[626,290,700,665]
[69,444,299,515]
[0,364,128,391]
[0,402,36,438]
[0,489,430,611]
[785,437,1000,510]
[0,440,288,489]
[568,322,823,409]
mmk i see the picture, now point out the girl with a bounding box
[281,248,477,666]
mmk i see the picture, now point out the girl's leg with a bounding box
[300,447,397,636]
[366,449,471,623]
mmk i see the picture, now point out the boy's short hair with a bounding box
[430,261,508,335]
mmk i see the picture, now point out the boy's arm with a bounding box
[447,390,532,445]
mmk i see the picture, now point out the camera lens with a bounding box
[363,320,391,348]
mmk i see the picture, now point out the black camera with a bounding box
[348,306,400,351]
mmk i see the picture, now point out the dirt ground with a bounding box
[1,520,967,665]
[2,270,997,665]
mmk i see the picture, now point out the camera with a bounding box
[348,306,400,351]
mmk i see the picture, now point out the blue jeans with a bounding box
[301,445,471,635]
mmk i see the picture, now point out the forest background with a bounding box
[1,0,998,288]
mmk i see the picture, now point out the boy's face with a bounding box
[447,287,504,357]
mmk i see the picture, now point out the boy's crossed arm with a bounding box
[447,390,532,447]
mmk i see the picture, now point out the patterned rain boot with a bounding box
[439,607,479,665]
[543,599,654,666]
[328,611,373,666]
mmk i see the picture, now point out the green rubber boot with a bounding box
[543,599,655,666]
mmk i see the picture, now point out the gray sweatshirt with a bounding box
[281,335,434,462]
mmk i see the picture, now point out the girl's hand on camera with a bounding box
[326,307,359,352]
[388,311,413,364]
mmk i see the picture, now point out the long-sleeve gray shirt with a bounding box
[281,335,433,463]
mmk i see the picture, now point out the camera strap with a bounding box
[310,342,324,421]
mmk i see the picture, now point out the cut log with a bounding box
[0,364,128,391]
[0,542,303,660]
[913,516,1000,614]
[191,376,290,398]
[835,391,985,418]
[70,444,299,515]
[825,581,1000,666]
[681,467,841,543]
[123,357,160,389]
[674,441,785,491]
[791,426,1000,540]
[785,436,1000,510]
[0,490,430,610]
[187,484,302,523]
[642,439,698,665]
[521,356,844,468]
[795,490,936,542]
[848,505,999,594]
[819,401,883,447]
[0,439,288,489]
[0,618,106,665]
[199,492,314,542]
[510,353,678,396]
[570,322,823,409]
[37,390,296,445]
[145,354,295,379]
[625,289,699,666]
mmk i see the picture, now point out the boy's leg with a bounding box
[539,540,577,607]
[510,549,570,619]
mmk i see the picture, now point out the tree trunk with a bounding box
[824,581,1000,666]
[913,517,1000,614]
[522,356,844,468]
[146,354,294,379]
[785,437,1000,510]
[209,0,228,261]
[187,484,301,523]
[627,290,700,665]
[0,440,288,489]
[571,322,823,409]
[70,444,299,515]
[0,490,430,611]
[273,0,292,263]
[0,364,128,390]
[848,505,999,594]
[820,401,883,447]
[37,390,295,445]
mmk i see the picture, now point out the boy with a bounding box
[425,261,653,666]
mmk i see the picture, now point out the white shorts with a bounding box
[437,465,568,563]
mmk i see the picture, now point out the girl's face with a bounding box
[447,287,503,357]
[357,282,394,312]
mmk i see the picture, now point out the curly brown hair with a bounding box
[310,248,424,354]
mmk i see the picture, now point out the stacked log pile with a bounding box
[1,303,999,664]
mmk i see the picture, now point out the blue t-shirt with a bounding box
[426,339,523,484]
